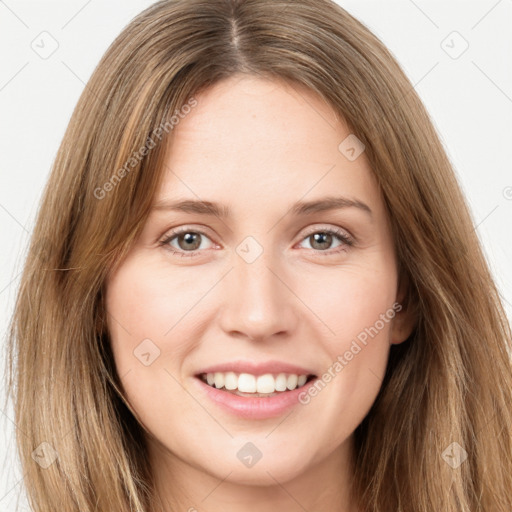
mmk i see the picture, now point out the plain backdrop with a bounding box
[1,1,511,509]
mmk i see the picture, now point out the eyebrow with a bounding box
[151,196,373,218]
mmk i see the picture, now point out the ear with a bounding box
[389,271,416,345]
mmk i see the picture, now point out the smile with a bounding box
[194,366,319,419]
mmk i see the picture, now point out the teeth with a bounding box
[275,373,288,391]
[224,372,237,390]
[286,374,298,390]
[202,371,311,393]
[256,374,274,393]
[214,372,224,389]
[238,373,256,392]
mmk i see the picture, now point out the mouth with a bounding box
[196,371,317,398]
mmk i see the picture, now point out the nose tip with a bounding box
[217,259,298,343]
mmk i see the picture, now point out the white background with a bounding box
[1,1,511,509]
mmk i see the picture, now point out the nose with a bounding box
[218,250,299,343]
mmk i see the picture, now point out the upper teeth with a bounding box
[203,372,309,393]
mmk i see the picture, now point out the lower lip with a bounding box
[194,376,318,420]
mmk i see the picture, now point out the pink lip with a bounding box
[194,375,318,419]
[195,360,316,377]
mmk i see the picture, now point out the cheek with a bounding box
[305,261,397,350]
[295,262,397,432]
[103,256,203,429]
[104,254,213,370]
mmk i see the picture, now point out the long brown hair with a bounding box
[6,0,512,510]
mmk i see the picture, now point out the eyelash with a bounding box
[159,226,354,258]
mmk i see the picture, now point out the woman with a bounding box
[6,0,512,511]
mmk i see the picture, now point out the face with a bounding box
[104,75,412,490]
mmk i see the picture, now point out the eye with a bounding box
[159,225,354,259]
[159,227,216,258]
[297,227,354,255]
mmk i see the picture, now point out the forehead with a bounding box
[157,75,382,219]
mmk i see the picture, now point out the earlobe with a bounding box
[390,307,416,345]
[390,272,417,345]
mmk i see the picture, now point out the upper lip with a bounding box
[195,360,317,377]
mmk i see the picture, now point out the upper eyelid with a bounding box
[299,224,351,238]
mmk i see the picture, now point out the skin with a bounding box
[105,74,414,512]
